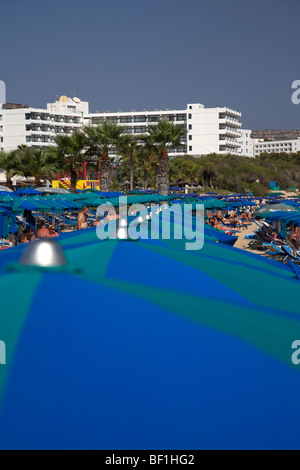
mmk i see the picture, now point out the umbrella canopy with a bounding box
[35,187,70,194]
[203,198,227,209]
[0,226,300,449]
[0,195,16,203]
[16,199,58,212]
[0,186,13,193]
[265,192,286,196]
[253,204,300,217]
[13,188,43,196]
[0,191,13,197]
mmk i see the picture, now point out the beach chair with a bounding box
[263,243,287,260]
[281,245,300,265]
[285,239,300,255]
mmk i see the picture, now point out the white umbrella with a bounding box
[35,187,70,194]
[0,185,13,192]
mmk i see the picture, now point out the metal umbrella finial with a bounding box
[19,239,67,267]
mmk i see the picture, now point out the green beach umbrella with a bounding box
[0,224,300,449]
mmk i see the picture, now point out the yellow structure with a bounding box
[52,180,100,190]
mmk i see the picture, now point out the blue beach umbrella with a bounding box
[0,227,300,449]
[13,188,43,196]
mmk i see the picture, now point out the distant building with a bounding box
[0,96,88,152]
[253,138,300,156]
[86,103,242,157]
[0,96,242,156]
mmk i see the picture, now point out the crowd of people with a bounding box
[77,206,120,230]
[269,219,300,249]
[206,210,253,233]
[1,221,59,248]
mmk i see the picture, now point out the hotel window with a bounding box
[120,116,132,123]
[148,115,159,122]
[189,135,192,140]
[134,116,146,122]
[176,114,186,121]
[189,146,192,151]
[188,124,192,130]
[188,114,192,119]
[134,127,146,133]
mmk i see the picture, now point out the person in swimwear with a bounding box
[77,206,89,230]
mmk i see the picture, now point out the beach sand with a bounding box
[233,221,265,255]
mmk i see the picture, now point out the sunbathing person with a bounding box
[48,225,59,237]
[77,206,89,230]
[210,216,227,231]
[37,223,50,238]
[21,227,35,243]
[2,234,15,247]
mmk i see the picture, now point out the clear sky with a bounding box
[1,0,299,129]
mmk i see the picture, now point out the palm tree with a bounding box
[0,150,17,189]
[83,121,125,192]
[15,147,57,187]
[53,132,86,192]
[118,134,139,191]
[135,143,158,191]
[146,119,186,195]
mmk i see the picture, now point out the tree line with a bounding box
[1,119,300,196]
[0,119,185,195]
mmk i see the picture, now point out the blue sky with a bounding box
[1,0,299,129]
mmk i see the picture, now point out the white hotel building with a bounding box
[253,138,300,156]
[237,129,254,157]
[0,97,87,152]
[0,96,242,157]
